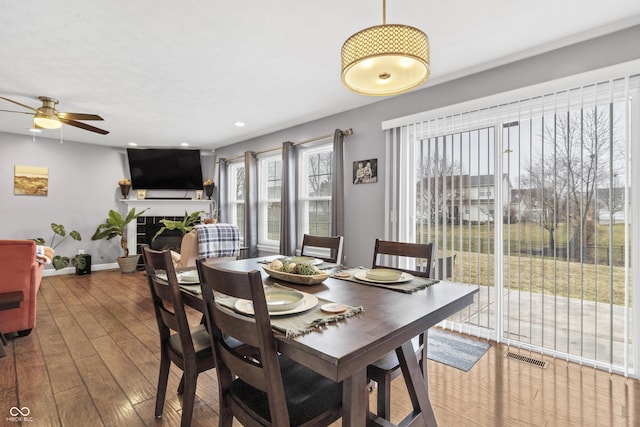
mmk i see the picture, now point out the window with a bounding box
[227,161,245,242]
[258,155,282,248]
[298,144,332,241]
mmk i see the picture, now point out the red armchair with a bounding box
[0,240,44,336]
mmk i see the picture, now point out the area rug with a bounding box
[427,329,490,372]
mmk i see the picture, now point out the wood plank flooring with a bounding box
[0,269,638,426]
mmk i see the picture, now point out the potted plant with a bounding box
[32,223,86,271]
[152,210,204,241]
[91,207,148,273]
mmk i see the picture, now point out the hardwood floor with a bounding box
[1,269,638,426]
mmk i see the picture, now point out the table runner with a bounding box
[215,283,364,339]
[332,268,439,293]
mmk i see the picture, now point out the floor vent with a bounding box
[505,352,548,368]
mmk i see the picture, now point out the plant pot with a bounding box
[117,255,140,273]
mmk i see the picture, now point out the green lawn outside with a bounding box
[419,222,632,306]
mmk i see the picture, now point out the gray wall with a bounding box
[0,133,128,268]
[2,26,639,271]
[0,133,217,271]
[213,25,640,268]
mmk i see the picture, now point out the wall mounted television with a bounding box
[126,148,204,190]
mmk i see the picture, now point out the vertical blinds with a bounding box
[386,73,640,376]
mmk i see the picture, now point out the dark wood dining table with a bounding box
[181,258,478,426]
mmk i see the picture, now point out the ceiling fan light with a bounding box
[341,24,430,96]
[34,110,62,129]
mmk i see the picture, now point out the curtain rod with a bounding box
[219,128,353,162]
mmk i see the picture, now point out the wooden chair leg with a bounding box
[155,353,171,417]
[219,396,234,427]
[180,369,198,427]
[177,373,185,395]
[376,374,392,420]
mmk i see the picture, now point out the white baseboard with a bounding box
[42,262,120,277]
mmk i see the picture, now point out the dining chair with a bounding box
[300,234,344,264]
[196,259,343,426]
[367,239,433,420]
[432,254,457,280]
[141,245,215,427]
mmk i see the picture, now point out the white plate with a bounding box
[366,268,402,281]
[354,270,414,284]
[179,284,202,294]
[156,272,200,284]
[235,292,319,316]
[178,271,199,283]
[264,289,304,312]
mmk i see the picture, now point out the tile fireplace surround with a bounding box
[122,199,213,256]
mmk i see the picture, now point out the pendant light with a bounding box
[341,0,430,96]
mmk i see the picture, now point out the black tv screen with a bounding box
[127,148,204,190]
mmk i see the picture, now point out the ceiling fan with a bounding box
[0,96,109,135]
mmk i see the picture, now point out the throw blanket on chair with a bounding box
[195,224,240,258]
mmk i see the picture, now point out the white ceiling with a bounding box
[1,1,640,149]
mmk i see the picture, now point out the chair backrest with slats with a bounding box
[432,254,457,280]
[142,245,196,359]
[300,234,344,263]
[372,239,433,278]
[196,260,291,425]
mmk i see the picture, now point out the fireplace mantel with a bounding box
[122,199,213,255]
[122,199,213,217]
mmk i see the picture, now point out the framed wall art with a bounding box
[353,158,377,184]
[14,165,48,196]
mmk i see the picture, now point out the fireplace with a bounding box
[135,215,185,266]
[122,199,213,258]
[145,223,183,252]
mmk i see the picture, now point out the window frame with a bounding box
[297,143,333,246]
[257,153,282,251]
[227,161,245,243]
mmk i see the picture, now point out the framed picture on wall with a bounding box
[353,158,378,184]
[14,165,48,196]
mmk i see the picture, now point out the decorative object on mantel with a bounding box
[137,189,147,200]
[118,178,131,199]
[353,158,378,184]
[203,178,215,200]
[91,207,149,273]
[340,0,430,96]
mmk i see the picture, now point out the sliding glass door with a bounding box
[406,75,638,375]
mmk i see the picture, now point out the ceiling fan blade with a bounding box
[0,109,33,115]
[57,112,104,121]
[59,117,109,135]
[0,96,38,112]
